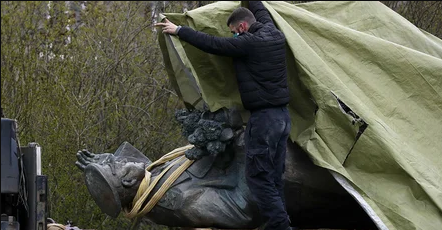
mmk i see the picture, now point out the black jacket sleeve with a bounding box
[248,1,275,26]
[177,26,249,57]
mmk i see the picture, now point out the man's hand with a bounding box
[155,19,180,35]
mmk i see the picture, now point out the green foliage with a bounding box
[1,1,187,229]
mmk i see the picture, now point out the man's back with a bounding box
[234,21,289,111]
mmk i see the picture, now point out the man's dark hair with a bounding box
[226,7,256,27]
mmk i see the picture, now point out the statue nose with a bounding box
[122,178,138,188]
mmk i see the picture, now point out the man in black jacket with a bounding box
[156,2,291,230]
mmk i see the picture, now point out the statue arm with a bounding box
[75,149,113,171]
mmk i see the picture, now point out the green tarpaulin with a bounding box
[157,1,442,230]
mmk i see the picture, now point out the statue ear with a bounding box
[114,142,152,165]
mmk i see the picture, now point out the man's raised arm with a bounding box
[177,26,249,57]
[248,1,275,26]
[156,19,249,57]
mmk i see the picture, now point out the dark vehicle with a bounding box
[1,110,48,230]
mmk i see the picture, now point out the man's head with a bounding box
[227,7,256,36]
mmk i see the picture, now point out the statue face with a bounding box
[84,156,147,218]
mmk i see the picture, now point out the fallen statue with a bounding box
[75,108,376,229]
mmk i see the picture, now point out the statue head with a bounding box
[82,142,152,218]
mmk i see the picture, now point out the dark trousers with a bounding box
[245,106,291,230]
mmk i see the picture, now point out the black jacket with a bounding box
[177,1,290,111]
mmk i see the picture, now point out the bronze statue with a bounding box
[75,108,376,229]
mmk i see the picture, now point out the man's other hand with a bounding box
[155,19,179,35]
